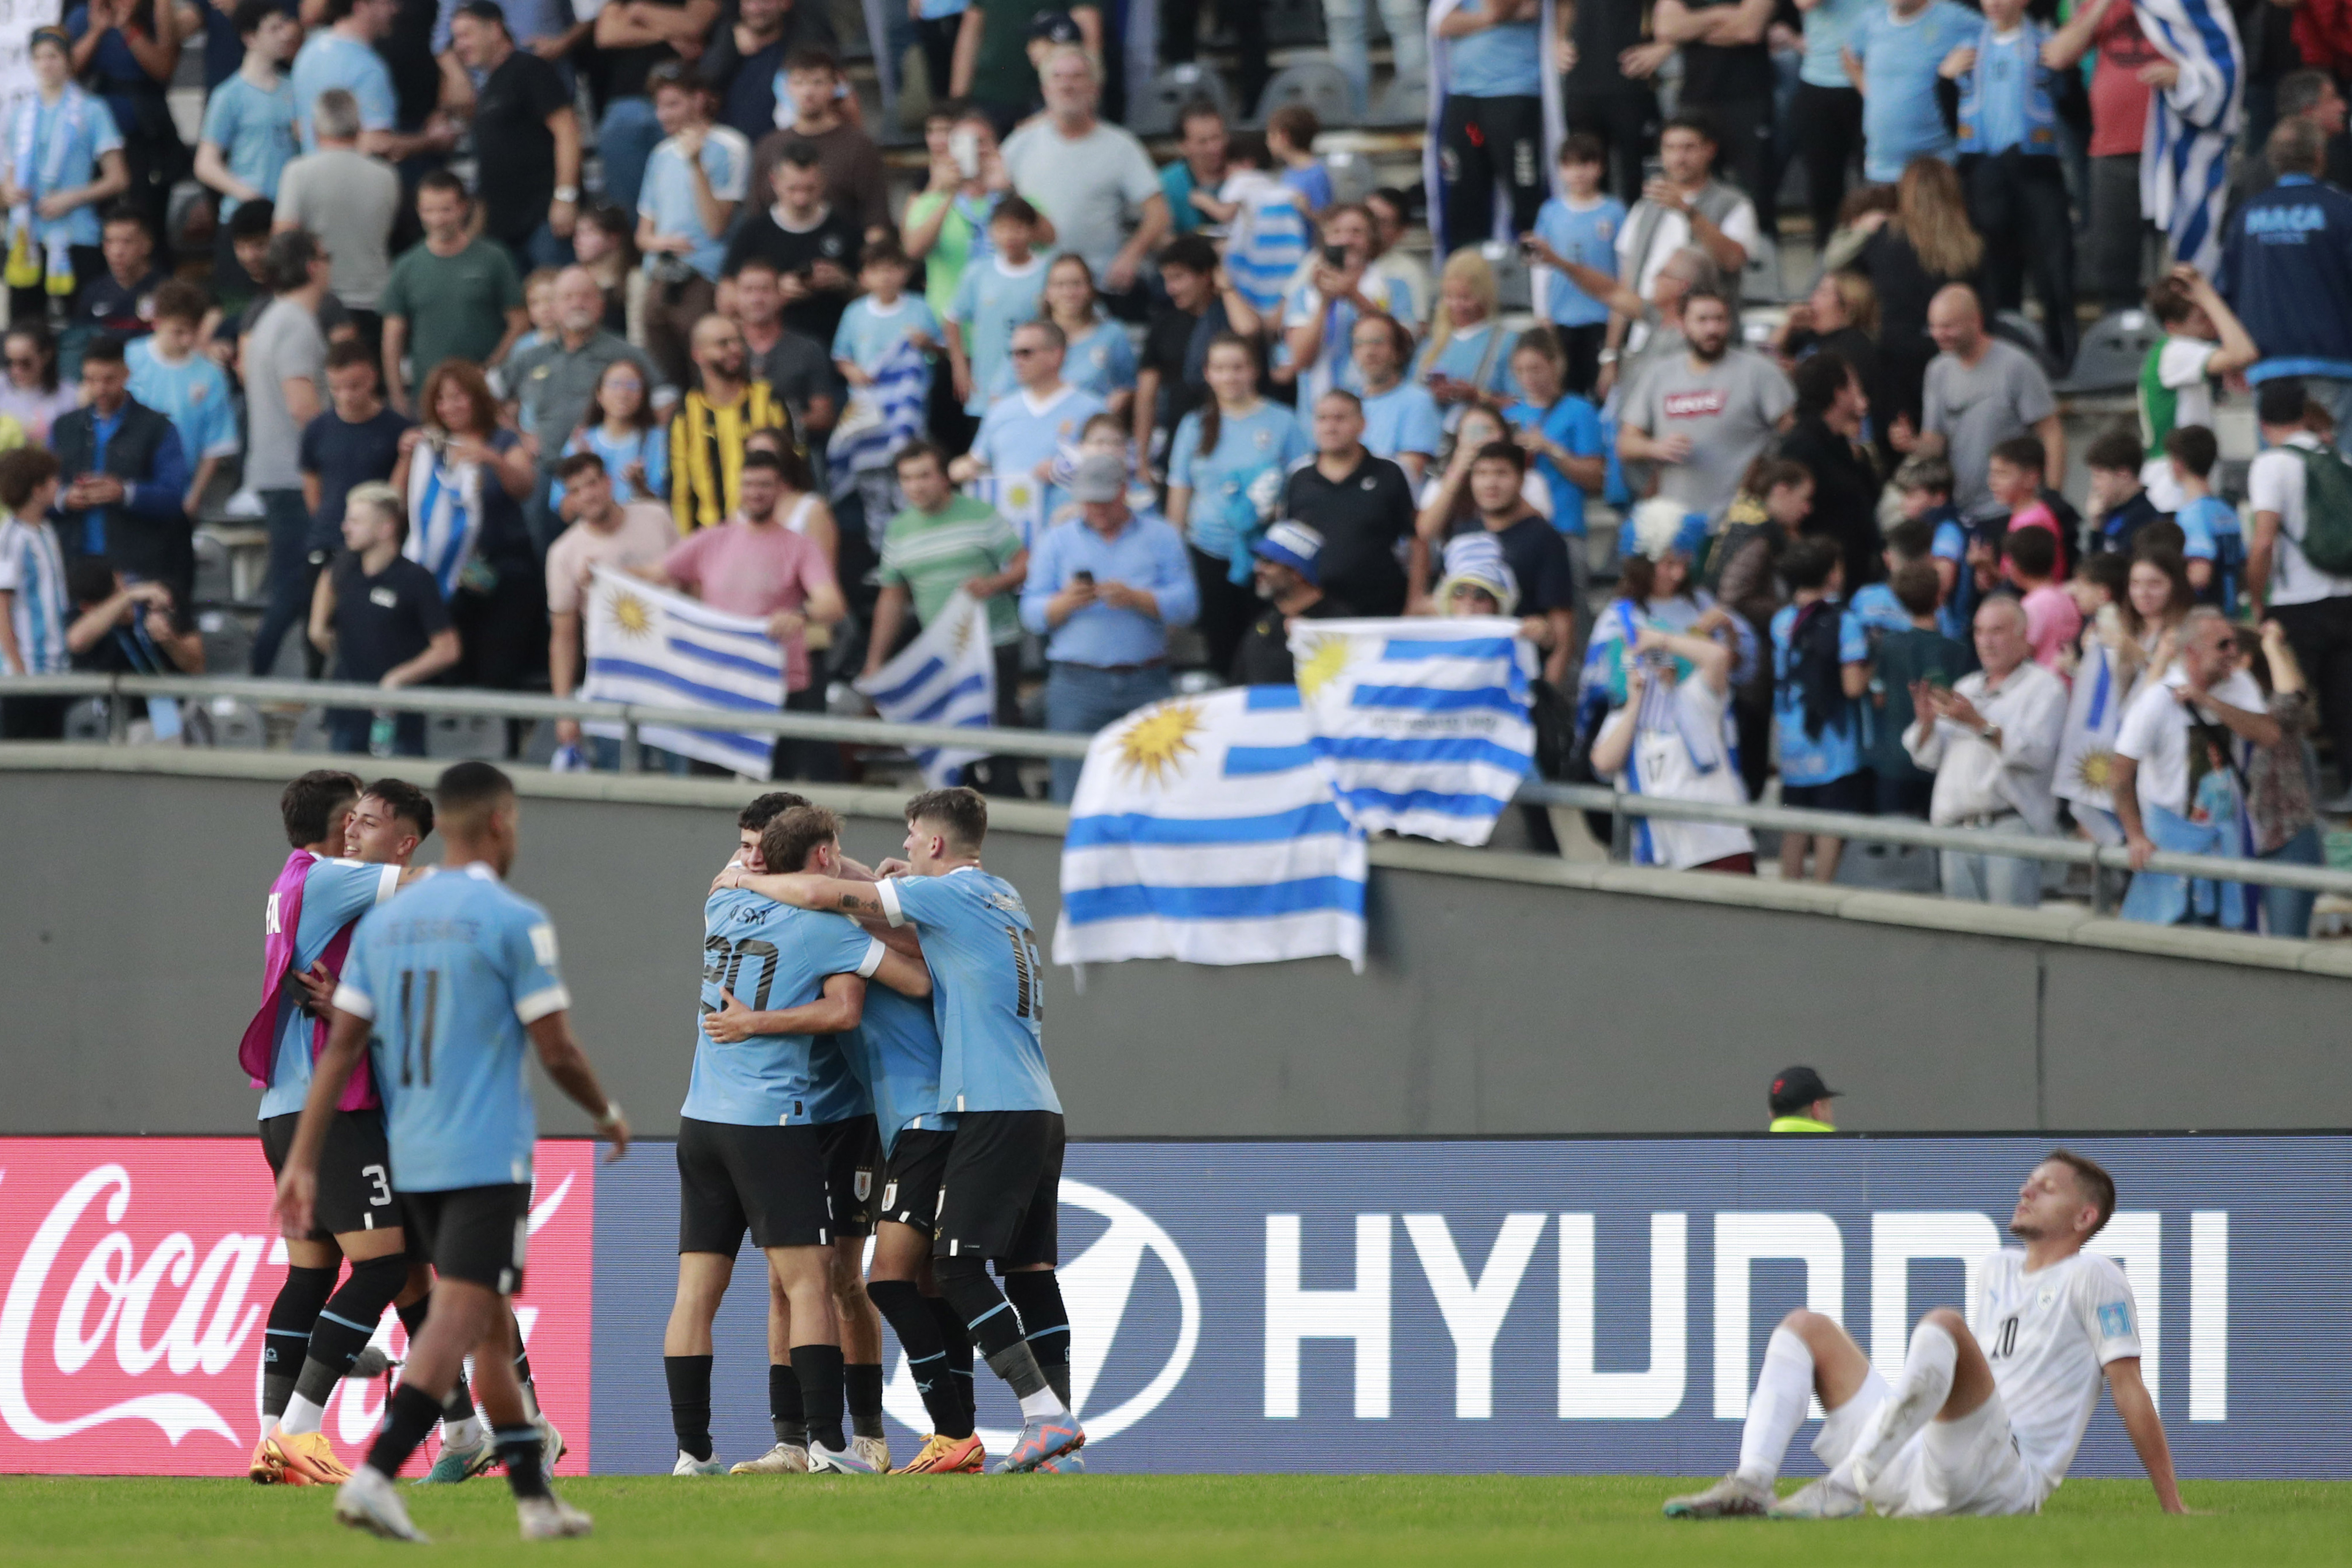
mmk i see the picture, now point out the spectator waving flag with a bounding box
[1288,616,1538,845]
[826,336,931,497]
[1056,686,1368,971]
[579,565,785,776]
[853,589,996,786]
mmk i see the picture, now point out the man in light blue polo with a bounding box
[952,318,1106,547]
[292,0,454,160]
[1018,451,1199,801]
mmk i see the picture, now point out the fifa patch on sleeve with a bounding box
[2098,1302,2133,1339]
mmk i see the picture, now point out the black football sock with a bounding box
[262,1265,335,1422]
[926,1292,977,1434]
[494,1424,551,1500]
[366,1382,443,1480]
[511,1320,540,1413]
[664,1354,713,1462]
[398,1297,477,1430]
[791,1344,847,1452]
[292,1253,406,1408]
[868,1279,962,1436]
[846,1362,885,1441]
[769,1361,807,1448]
[1003,1271,1073,1411]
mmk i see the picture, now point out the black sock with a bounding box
[845,1363,885,1440]
[1003,1272,1073,1409]
[262,1265,335,1422]
[494,1424,551,1500]
[401,1298,475,1427]
[869,1279,962,1436]
[366,1382,443,1479]
[934,1257,1023,1361]
[664,1354,713,1461]
[790,1344,846,1452]
[293,1254,405,1406]
[768,1362,807,1448]
[983,1341,1050,1401]
[511,1321,536,1403]
[926,1292,977,1436]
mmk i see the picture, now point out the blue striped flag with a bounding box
[826,336,931,496]
[579,566,784,776]
[1055,686,1367,970]
[1287,616,1538,845]
[853,588,995,786]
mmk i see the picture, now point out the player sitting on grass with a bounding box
[1665,1151,2185,1519]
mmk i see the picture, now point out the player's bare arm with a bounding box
[702,972,866,1042]
[525,1011,631,1161]
[720,868,890,919]
[2106,1356,2188,1513]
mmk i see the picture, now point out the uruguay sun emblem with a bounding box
[1114,700,1204,786]
[1295,634,1353,700]
[609,590,655,638]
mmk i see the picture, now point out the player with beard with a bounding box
[1616,286,1795,524]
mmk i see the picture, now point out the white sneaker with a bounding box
[808,1440,879,1474]
[728,1442,808,1474]
[851,1434,890,1473]
[517,1492,593,1540]
[536,1413,566,1472]
[334,1466,430,1542]
[222,487,266,520]
[1663,1471,1773,1519]
[672,1449,728,1476]
[1767,1473,1865,1519]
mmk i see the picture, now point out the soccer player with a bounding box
[721,786,1081,1473]
[1664,1151,2185,1520]
[663,804,935,1476]
[272,762,630,1543]
[242,770,422,1485]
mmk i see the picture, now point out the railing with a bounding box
[8,673,2352,909]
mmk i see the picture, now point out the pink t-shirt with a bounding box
[2007,500,2060,537]
[544,501,677,615]
[662,518,838,691]
[2020,582,2083,672]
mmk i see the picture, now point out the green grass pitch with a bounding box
[3,1475,2347,1565]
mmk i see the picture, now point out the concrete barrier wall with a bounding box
[2,750,2345,1136]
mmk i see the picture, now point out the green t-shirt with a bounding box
[879,495,1025,645]
[1869,624,1976,781]
[379,237,525,388]
[972,0,1098,111]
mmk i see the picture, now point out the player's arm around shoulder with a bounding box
[719,866,892,920]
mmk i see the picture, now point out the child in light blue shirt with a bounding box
[2165,423,2244,613]
[947,198,1050,416]
[834,243,941,406]
[195,1,298,221]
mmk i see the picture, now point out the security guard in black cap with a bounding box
[1768,1066,1840,1133]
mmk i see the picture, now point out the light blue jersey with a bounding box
[8,89,123,249]
[1416,322,1519,406]
[1770,601,1871,786]
[679,889,885,1126]
[802,1034,874,1126]
[1532,195,1625,328]
[1802,0,1874,86]
[876,866,1059,1116]
[949,252,1051,415]
[1447,0,1543,96]
[0,516,68,678]
[198,72,298,216]
[839,984,955,1154]
[834,293,940,406]
[1167,400,1313,560]
[261,856,401,1119]
[1848,581,1913,635]
[127,339,240,464]
[985,316,1135,403]
[290,32,397,150]
[639,127,751,283]
[1360,381,1444,463]
[1851,0,1979,181]
[337,862,566,1192]
[969,383,1109,544]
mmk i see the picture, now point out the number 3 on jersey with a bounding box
[1006,924,1042,1021]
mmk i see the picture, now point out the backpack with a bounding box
[2289,446,2352,576]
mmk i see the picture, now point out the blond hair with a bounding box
[1893,157,1983,282]
[1425,249,1499,363]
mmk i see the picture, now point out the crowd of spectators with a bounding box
[0,0,2344,934]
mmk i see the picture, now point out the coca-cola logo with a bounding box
[0,1139,597,1475]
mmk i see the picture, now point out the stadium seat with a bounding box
[1128,63,1237,138]
[1740,233,1787,305]
[1324,149,1377,209]
[63,697,109,742]
[2055,308,2162,395]
[1369,72,1427,127]
[428,713,504,760]
[1989,310,2060,380]
[206,698,266,749]
[1249,57,1353,129]
[1833,838,1942,895]
[1480,240,1532,312]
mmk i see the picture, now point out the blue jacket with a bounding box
[2219,174,2352,381]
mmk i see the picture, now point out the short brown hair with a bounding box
[1891,559,1941,617]
[1989,435,2047,475]
[906,786,987,853]
[2164,423,2219,480]
[280,768,364,848]
[761,804,843,872]
[417,358,500,435]
[2043,1149,2117,1235]
[1266,102,1319,149]
[326,338,377,375]
[152,278,209,326]
[0,446,60,511]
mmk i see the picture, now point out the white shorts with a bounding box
[1812,1370,2047,1517]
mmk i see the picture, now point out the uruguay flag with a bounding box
[854,589,995,786]
[579,565,785,776]
[827,337,931,498]
[1055,686,1368,971]
[1288,616,1538,846]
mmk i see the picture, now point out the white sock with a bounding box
[1016,1386,1069,1422]
[442,1415,484,1451]
[1735,1327,1815,1488]
[279,1392,327,1436]
[1840,1320,1957,1486]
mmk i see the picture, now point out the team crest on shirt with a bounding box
[1253,428,1272,449]
[1596,218,1616,242]
[1090,346,1108,368]
[820,235,847,258]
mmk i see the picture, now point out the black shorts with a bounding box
[260,1110,398,1241]
[933,1111,1064,1268]
[400,1184,530,1294]
[818,1114,882,1238]
[1781,773,1872,816]
[676,1116,832,1253]
[877,1127,955,1239]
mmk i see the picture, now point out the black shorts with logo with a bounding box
[260,1110,398,1241]
[676,1115,832,1253]
[401,1183,531,1294]
[877,1127,955,1239]
[933,1110,1064,1268]
[818,1114,882,1238]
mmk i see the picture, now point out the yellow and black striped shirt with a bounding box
[670,381,796,532]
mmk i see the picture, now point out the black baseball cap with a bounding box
[1769,1065,1840,1115]
[1028,8,1082,43]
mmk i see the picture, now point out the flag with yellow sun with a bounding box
[1056,686,1367,971]
[580,566,787,775]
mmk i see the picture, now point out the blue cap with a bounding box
[1252,520,1324,584]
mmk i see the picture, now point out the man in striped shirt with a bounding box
[865,441,1028,792]
[671,314,796,533]
[0,448,72,738]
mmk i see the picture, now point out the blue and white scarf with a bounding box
[2135,0,2243,275]
[404,444,485,601]
[11,86,95,273]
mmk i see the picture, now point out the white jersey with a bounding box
[1970,1249,2144,1489]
